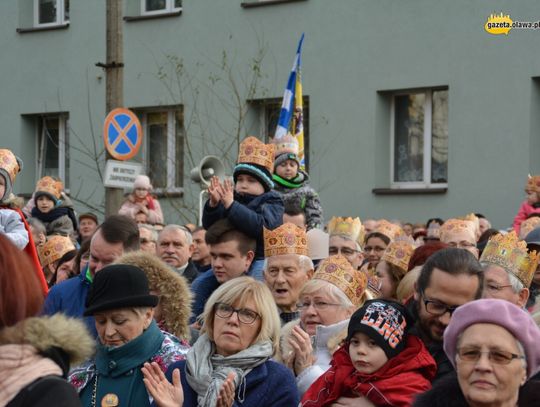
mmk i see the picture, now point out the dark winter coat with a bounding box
[202,190,284,259]
[413,372,540,407]
[273,170,323,230]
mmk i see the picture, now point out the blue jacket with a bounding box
[163,359,299,407]
[42,270,97,337]
[202,191,284,260]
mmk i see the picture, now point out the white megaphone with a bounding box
[190,155,225,187]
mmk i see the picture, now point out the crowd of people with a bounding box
[1,136,540,407]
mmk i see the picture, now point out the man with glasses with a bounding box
[412,248,484,381]
[480,231,535,308]
[138,223,157,254]
[439,216,480,258]
[327,216,364,270]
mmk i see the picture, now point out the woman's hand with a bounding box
[142,362,184,407]
[288,325,315,376]
[221,179,234,209]
[208,176,223,208]
[330,397,375,407]
[216,372,236,407]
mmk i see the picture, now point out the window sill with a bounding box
[153,188,184,198]
[17,23,69,34]
[124,10,182,22]
[241,0,308,8]
[372,187,447,195]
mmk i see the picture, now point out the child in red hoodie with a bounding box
[300,300,436,407]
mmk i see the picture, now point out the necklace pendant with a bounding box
[101,393,119,407]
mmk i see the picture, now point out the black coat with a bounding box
[7,375,81,407]
[413,372,540,407]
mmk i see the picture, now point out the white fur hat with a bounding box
[134,175,152,191]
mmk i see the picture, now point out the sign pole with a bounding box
[104,0,125,216]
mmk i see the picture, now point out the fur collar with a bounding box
[0,314,94,368]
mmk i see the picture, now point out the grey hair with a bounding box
[139,224,158,242]
[299,278,354,308]
[159,224,193,245]
[481,262,525,293]
[263,254,314,273]
[331,234,362,252]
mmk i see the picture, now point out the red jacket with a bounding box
[300,335,436,407]
[513,200,540,232]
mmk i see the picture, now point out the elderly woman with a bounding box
[142,276,299,406]
[69,264,189,406]
[280,255,367,396]
[414,299,540,406]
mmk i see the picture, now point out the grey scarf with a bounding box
[185,334,273,407]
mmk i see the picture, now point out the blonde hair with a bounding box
[201,277,281,356]
[299,279,354,309]
[396,266,421,304]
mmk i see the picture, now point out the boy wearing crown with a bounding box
[480,231,536,308]
[271,134,323,230]
[202,136,284,277]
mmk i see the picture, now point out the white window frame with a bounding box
[140,0,181,16]
[390,89,448,189]
[33,0,69,28]
[36,114,69,189]
[141,109,183,194]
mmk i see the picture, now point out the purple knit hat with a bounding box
[443,299,540,378]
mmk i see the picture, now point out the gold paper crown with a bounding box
[480,231,538,288]
[520,217,540,239]
[373,220,404,242]
[381,240,415,272]
[272,133,299,157]
[35,176,63,200]
[0,149,21,184]
[237,136,275,174]
[327,216,365,245]
[263,223,308,257]
[39,235,75,267]
[440,218,476,242]
[313,255,367,306]
[526,175,540,193]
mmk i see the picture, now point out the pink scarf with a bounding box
[0,344,62,405]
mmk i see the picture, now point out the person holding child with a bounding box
[119,175,164,225]
[202,136,284,278]
[301,300,436,407]
[271,134,323,230]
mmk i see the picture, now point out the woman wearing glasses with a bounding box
[414,299,540,406]
[143,277,299,407]
[279,255,367,396]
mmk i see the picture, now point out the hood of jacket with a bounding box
[114,251,192,341]
[0,314,94,374]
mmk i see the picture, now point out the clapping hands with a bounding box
[208,176,234,209]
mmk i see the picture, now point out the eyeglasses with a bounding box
[457,347,525,365]
[446,241,476,249]
[214,302,260,325]
[485,283,513,292]
[329,247,361,256]
[364,245,386,253]
[140,238,156,244]
[421,293,459,316]
[297,300,343,311]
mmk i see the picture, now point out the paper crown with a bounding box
[480,231,538,288]
[237,136,275,174]
[440,218,476,242]
[0,149,21,184]
[313,255,367,306]
[39,235,76,268]
[327,216,365,245]
[264,223,308,257]
[272,133,299,157]
[520,217,540,240]
[35,176,63,200]
[526,175,540,193]
[372,220,404,242]
[381,239,416,272]
[307,228,329,260]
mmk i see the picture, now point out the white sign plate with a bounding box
[103,159,143,189]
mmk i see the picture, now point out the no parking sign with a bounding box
[103,108,142,160]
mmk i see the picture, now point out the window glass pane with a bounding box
[174,109,184,188]
[147,113,168,189]
[41,118,60,178]
[38,0,58,24]
[64,118,70,187]
[431,90,448,183]
[64,0,69,21]
[174,0,182,8]
[394,94,425,182]
[265,103,281,141]
[145,0,166,11]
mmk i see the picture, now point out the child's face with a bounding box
[276,159,299,180]
[0,176,5,199]
[135,187,149,199]
[526,190,539,205]
[348,332,389,374]
[235,174,265,196]
[36,195,55,213]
